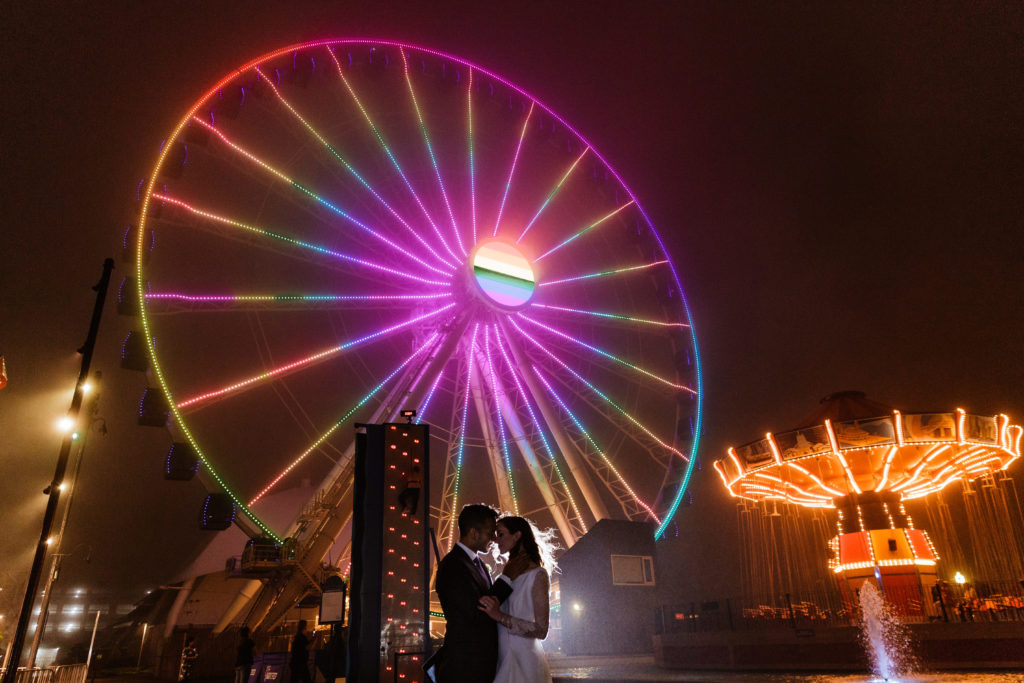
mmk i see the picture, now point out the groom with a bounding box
[433,504,526,683]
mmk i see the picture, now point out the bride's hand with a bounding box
[478,595,501,620]
[501,552,531,580]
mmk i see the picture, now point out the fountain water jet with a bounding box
[858,581,916,681]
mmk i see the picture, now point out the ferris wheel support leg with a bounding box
[470,354,516,512]
[481,351,577,545]
[503,327,610,524]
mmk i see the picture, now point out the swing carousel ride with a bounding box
[714,391,1023,616]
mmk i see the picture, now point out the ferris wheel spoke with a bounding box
[515,147,589,244]
[492,102,534,238]
[413,364,448,427]
[506,316,689,464]
[481,326,520,515]
[531,365,662,524]
[253,64,459,272]
[516,313,694,394]
[397,49,466,257]
[144,291,451,313]
[533,200,635,262]
[530,303,690,330]
[328,47,461,263]
[443,323,481,548]
[248,330,442,505]
[175,302,455,410]
[539,260,669,288]
[492,324,588,533]
[188,117,453,278]
[466,68,478,249]
[151,192,450,286]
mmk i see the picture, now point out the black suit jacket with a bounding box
[433,547,512,683]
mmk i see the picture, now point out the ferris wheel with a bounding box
[127,39,703,568]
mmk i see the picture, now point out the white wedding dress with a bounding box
[494,566,552,683]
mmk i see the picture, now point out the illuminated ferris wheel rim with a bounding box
[134,38,705,543]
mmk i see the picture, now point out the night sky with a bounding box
[2,2,1022,604]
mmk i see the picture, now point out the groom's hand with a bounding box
[501,553,531,580]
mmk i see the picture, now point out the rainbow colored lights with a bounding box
[132,39,702,545]
[472,241,536,308]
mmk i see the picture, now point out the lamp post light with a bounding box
[2,258,113,683]
[27,377,102,669]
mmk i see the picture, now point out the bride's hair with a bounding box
[497,516,559,572]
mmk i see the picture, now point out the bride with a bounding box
[478,516,556,683]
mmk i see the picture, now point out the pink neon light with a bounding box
[151,193,449,286]
[493,102,534,237]
[144,39,693,333]
[467,68,477,249]
[507,316,689,462]
[397,48,465,257]
[249,332,440,505]
[517,313,695,393]
[532,364,659,523]
[492,325,587,529]
[146,292,449,303]
[330,47,461,263]
[253,64,457,271]
[187,119,452,279]
[177,303,454,409]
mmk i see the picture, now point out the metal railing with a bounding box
[0,665,87,683]
[659,583,1024,634]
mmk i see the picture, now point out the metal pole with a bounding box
[26,554,61,667]
[137,623,148,669]
[86,611,100,670]
[2,258,113,683]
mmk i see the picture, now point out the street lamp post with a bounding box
[27,383,102,669]
[2,258,113,683]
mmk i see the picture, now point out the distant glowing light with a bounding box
[56,416,74,433]
[473,242,535,307]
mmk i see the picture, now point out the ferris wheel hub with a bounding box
[470,240,536,309]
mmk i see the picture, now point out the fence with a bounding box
[659,582,1024,634]
[0,665,88,683]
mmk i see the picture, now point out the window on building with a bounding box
[610,554,655,586]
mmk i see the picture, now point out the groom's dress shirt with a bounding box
[455,542,513,589]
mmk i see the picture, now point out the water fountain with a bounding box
[858,582,915,681]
